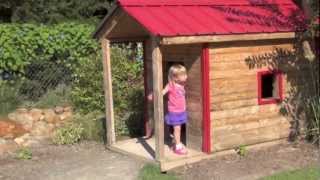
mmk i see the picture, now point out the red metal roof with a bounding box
[118,0,306,37]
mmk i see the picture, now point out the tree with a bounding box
[0,0,115,24]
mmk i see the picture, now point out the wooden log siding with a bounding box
[161,45,203,151]
[209,40,300,152]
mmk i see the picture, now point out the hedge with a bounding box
[0,23,144,136]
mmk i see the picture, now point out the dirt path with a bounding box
[173,141,320,180]
[0,140,319,180]
[0,141,144,180]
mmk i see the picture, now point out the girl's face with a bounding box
[174,74,187,85]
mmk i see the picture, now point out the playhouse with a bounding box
[93,0,305,170]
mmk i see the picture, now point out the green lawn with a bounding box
[138,164,178,180]
[261,167,320,180]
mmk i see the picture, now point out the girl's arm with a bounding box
[162,83,170,95]
[147,83,170,101]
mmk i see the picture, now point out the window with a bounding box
[257,70,283,105]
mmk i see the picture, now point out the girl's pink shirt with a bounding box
[167,82,186,112]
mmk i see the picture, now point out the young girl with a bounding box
[148,64,188,155]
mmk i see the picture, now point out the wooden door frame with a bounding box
[201,43,211,153]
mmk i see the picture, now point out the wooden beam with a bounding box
[109,36,148,43]
[95,8,125,39]
[101,38,116,146]
[151,36,165,161]
[161,32,295,45]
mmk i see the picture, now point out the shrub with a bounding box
[22,84,71,109]
[15,147,32,160]
[0,23,98,103]
[0,23,145,137]
[52,122,84,145]
[307,96,320,146]
[71,46,145,137]
[235,145,248,157]
[72,111,105,142]
[0,83,21,116]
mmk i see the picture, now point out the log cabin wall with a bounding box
[209,39,300,152]
[161,44,203,151]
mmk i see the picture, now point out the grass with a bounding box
[138,164,178,180]
[15,147,33,160]
[261,166,320,180]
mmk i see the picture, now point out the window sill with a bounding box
[258,98,282,105]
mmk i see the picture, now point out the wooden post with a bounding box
[101,38,116,146]
[151,36,164,160]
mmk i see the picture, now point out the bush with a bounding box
[72,111,105,142]
[307,96,320,145]
[0,23,98,103]
[71,46,145,137]
[0,83,21,116]
[23,84,71,108]
[15,147,32,160]
[1,23,145,137]
[0,23,98,78]
[52,122,84,145]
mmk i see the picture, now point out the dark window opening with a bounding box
[261,73,277,99]
[258,70,283,105]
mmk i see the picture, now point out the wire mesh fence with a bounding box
[0,61,73,117]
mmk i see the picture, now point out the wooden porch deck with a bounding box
[110,137,208,171]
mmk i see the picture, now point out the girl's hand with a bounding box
[147,94,153,101]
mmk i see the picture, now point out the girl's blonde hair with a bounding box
[168,64,187,82]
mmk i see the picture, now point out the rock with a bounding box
[59,111,73,121]
[0,138,6,144]
[14,133,31,146]
[16,108,28,114]
[31,121,54,138]
[8,112,34,131]
[43,109,60,123]
[54,106,64,114]
[29,108,44,122]
[23,139,41,147]
[8,113,17,121]
[0,138,19,155]
[63,106,72,112]
[0,120,27,139]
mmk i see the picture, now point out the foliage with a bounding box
[138,164,178,180]
[52,122,84,145]
[0,0,113,24]
[235,145,248,157]
[261,166,320,180]
[306,97,320,145]
[0,83,21,116]
[0,23,98,108]
[0,23,98,84]
[71,45,145,137]
[72,111,105,142]
[15,147,32,160]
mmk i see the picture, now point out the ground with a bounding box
[0,141,144,180]
[0,140,319,180]
[173,141,320,180]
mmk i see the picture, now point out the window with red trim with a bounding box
[257,70,283,105]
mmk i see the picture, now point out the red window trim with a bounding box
[257,70,284,105]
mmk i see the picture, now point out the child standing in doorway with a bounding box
[148,64,188,155]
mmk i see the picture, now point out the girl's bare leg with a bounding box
[144,121,153,139]
[173,125,181,145]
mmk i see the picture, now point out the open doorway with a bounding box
[163,61,187,146]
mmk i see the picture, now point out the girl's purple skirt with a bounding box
[165,111,187,126]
